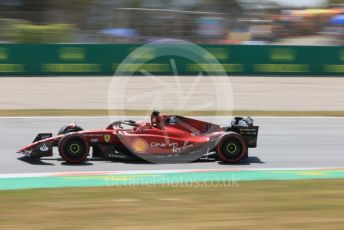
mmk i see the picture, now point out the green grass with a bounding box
[0,179,344,230]
[1,109,344,116]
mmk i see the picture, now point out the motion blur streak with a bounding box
[1,117,343,174]
[0,0,342,45]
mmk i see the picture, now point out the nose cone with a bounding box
[17,143,36,154]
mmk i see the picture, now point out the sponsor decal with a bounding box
[239,128,257,135]
[170,140,193,153]
[151,142,167,148]
[151,140,193,153]
[59,48,85,61]
[270,48,295,61]
[84,133,104,137]
[0,48,8,61]
[104,134,111,143]
[340,50,344,62]
[39,143,49,152]
[132,138,149,153]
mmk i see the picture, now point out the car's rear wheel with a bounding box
[58,133,90,164]
[216,133,247,163]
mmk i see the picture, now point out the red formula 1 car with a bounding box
[18,111,259,164]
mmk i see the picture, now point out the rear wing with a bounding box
[229,117,259,148]
[230,126,259,148]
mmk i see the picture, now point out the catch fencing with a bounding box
[0,44,342,75]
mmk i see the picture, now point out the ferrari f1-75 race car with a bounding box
[18,111,259,164]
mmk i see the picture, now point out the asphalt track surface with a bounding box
[0,117,343,174]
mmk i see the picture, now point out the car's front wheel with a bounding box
[58,133,90,164]
[216,133,247,163]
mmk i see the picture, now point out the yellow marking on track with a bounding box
[296,172,327,176]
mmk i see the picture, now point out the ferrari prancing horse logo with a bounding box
[104,134,111,142]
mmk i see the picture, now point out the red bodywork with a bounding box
[18,115,226,160]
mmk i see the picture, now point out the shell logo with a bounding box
[131,138,149,153]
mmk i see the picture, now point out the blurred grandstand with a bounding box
[0,0,342,45]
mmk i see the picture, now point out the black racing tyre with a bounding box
[58,123,83,135]
[216,132,247,163]
[58,133,90,164]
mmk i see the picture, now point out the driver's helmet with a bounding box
[231,116,254,127]
[151,110,161,127]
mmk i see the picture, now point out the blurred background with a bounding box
[0,0,342,45]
